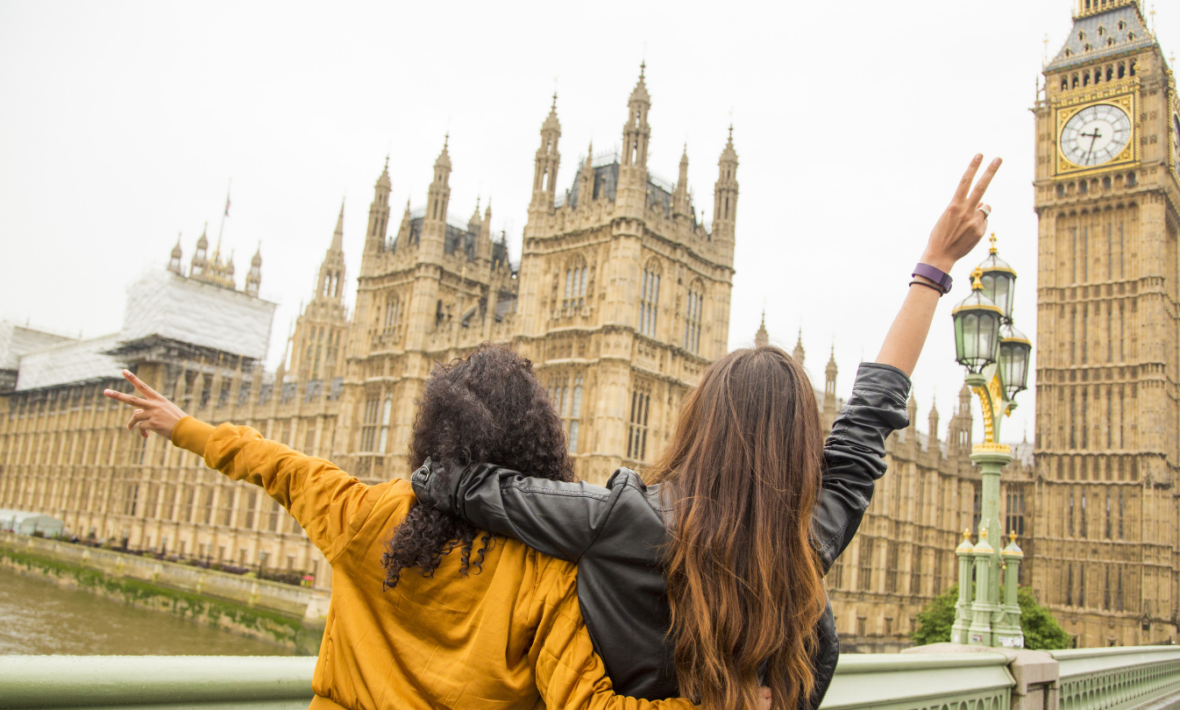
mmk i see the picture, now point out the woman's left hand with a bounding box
[103,369,188,440]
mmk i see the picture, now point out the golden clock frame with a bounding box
[1054,93,1139,178]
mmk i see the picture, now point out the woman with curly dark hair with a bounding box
[382,345,575,588]
[104,344,710,710]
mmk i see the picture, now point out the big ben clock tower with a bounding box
[1032,0,1180,646]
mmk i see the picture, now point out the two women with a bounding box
[104,348,714,709]
[413,153,1002,710]
[106,152,1000,709]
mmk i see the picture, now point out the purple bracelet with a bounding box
[912,263,953,295]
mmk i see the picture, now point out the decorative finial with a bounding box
[989,232,998,254]
[444,132,449,148]
[1009,529,1018,544]
[551,92,557,110]
[980,527,989,540]
[639,60,645,79]
[384,154,389,170]
[971,266,984,290]
[963,528,971,542]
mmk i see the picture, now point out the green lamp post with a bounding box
[948,235,1031,649]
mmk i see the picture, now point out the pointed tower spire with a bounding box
[169,233,183,275]
[713,124,739,259]
[674,143,690,215]
[621,62,652,168]
[331,198,345,252]
[793,327,806,367]
[531,95,562,214]
[364,157,392,255]
[316,203,347,303]
[245,242,262,296]
[929,397,941,446]
[190,223,210,278]
[822,343,839,432]
[427,134,453,224]
[754,310,769,348]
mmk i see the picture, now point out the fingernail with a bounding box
[975,154,983,161]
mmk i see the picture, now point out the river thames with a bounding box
[0,566,298,655]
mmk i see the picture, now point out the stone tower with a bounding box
[246,244,262,296]
[1032,0,1179,645]
[514,64,737,482]
[287,203,350,387]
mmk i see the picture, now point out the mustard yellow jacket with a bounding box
[173,417,694,710]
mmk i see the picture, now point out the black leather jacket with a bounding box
[413,362,910,706]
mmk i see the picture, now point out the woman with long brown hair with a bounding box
[414,154,1003,709]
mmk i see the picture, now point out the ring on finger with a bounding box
[978,206,992,218]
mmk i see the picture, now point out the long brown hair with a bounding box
[650,346,826,710]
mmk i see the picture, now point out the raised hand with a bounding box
[920,154,1003,272]
[103,369,188,440]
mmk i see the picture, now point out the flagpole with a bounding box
[217,178,232,246]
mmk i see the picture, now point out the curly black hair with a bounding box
[382,344,574,589]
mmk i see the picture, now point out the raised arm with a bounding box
[813,154,1002,572]
[412,461,619,563]
[104,370,387,559]
[876,154,1002,376]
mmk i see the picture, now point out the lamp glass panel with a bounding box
[981,272,1015,320]
[1000,339,1031,397]
[955,310,1000,372]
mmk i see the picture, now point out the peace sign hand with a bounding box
[103,369,188,440]
[921,154,1003,273]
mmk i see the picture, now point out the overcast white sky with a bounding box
[2,1,1177,445]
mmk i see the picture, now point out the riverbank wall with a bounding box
[0,532,324,654]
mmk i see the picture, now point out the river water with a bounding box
[0,566,297,655]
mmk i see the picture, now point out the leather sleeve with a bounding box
[412,462,623,564]
[531,560,699,710]
[811,363,911,573]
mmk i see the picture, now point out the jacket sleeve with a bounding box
[171,416,394,562]
[412,461,621,563]
[811,363,911,573]
[531,560,698,710]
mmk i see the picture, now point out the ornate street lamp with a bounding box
[978,234,1017,320]
[952,267,1003,375]
[948,234,1030,651]
[998,322,1032,401]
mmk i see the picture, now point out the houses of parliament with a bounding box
[2,0,1179,651]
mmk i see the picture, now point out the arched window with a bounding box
[563,258,588,309]
[384,295,401,334]
[360,395,380,452]
[627,382,651,461]
[638,263,661,337]
[569,375,583,453]
[684,283,704,354]
[378,396,393,454]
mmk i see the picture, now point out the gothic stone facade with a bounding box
[0,69,738,589]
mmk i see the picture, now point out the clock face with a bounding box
[1060,104,1132,167]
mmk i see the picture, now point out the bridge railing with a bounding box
[3,647,1180,709]
[1050,646,1180,710]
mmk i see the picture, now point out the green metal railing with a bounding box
[0,656,315,709]
[822,652,1015,710]
[1051,647,1180,710]
[3,647,1180,709]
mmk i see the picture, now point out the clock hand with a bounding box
[1082,128,1103,164]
